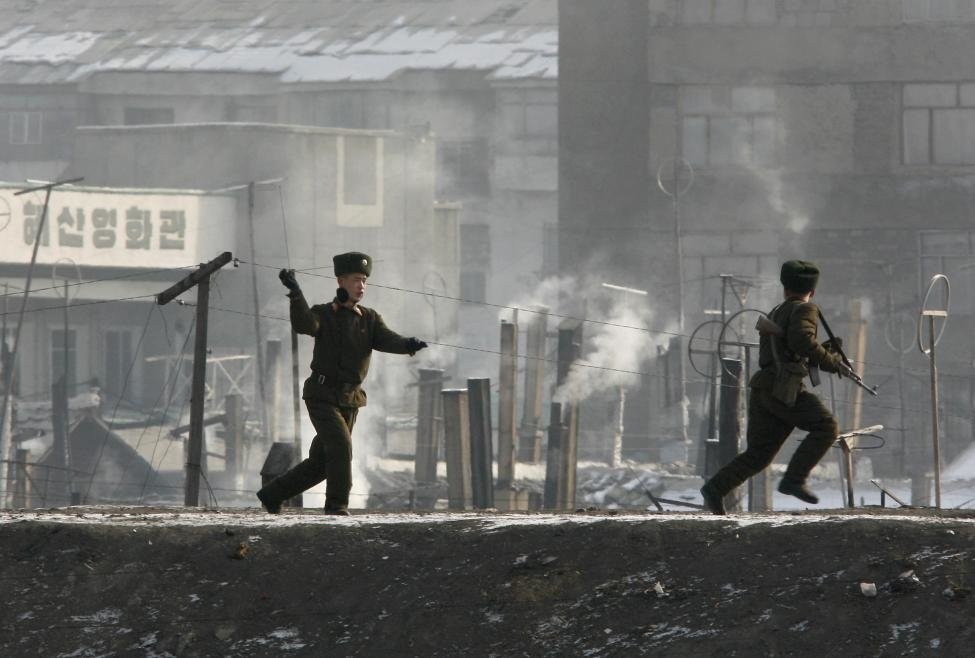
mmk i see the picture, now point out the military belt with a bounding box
[311,371,358,390]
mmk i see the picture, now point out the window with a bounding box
[1,328,18,395]
[542,223,559,277]
[680,0,775,25]
[500,91,557,139]
[460,224,490,303]
[9,112,42,145]
[123,107,175,125]
[343,135,378,205]
[104,329,134,402]
[681,86,777,167]
[437,140,490,198]
[918,230,975,315]
[903,83,975,164]
[51,329,77,395]
[903,0,975,22]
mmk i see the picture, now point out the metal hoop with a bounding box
[717,308,763,378]
[51,257,83,302]
[917,274,950,355]
[687,319,724,379]
[656,159,695,198]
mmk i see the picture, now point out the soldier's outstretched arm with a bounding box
[371,312,426,355]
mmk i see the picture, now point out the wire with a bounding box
[0,294,158,318]
[0,264,196,300]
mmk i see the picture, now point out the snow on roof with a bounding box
[0,0,557,85]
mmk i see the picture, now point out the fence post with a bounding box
[265,339,282,445]
[497,321,517,487]
[442,389,471,510]
[556,320,583,511]
[718,357,743,513]
[467,378,494,509]
[543,402,563,509]
[414,368,444,509]
[224,394,245,483]
[518,309,548,463]
[12,448,29,508]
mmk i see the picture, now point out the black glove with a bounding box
[278,269,300,295]
[406,337,428,356]
[822,336,843,354]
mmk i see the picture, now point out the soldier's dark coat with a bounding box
[707,298,845,497]
[259,291,413,510]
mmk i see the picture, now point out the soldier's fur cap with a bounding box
[333,252,372,277]
[780,260,819,293]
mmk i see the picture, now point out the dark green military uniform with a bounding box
[258,253,416,512]
[705,261,845,504]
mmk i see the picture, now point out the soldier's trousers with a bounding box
[707,386,838,497]
[258,399,359,508]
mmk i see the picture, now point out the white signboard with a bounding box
[0,184,236,269]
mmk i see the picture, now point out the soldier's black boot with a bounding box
[323,503,349,516]
[777,478,819,504]
[256,489,282,514]
[700,481,726,515]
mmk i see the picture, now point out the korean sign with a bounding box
[0,184,235,269]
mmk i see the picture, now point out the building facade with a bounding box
[560,0,975,476]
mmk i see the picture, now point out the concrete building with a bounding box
[0,0,559,377]
[560,0,975,477]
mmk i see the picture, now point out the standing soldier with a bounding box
[700,260,855,515]
[257,252,427,515]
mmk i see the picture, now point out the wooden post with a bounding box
[467,378,494,509]
[747,459,771,512]
[718,357,743,513]
[156,251,233,507]
[264,339,282,445]
[414,368,444,508]
[518,309,547,463]
[556,319,583,511]
[543,402,563,509]
[51,376,69,505]
[442,389,472,510]
[185,276,211,506]
[224,394,245,481]
[12,448,29,509]
[497,321,517,487]
[847,301,866,428]
[247,182,270,441]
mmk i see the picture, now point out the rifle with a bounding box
[817,310,879,397]
[755,312,879,396]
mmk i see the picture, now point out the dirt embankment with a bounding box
[1,507,974,657]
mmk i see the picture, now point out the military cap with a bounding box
[780,260,819,293]
[333,252,372,277]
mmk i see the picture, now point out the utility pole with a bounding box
[246,182,270,444]
[0,177,82,507]
[157,251,234,507]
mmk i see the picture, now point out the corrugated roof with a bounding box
[0,0,557,85]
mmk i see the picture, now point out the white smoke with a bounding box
[499,274,674,406]
[749,164,810,234]
[553,297,667,405]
